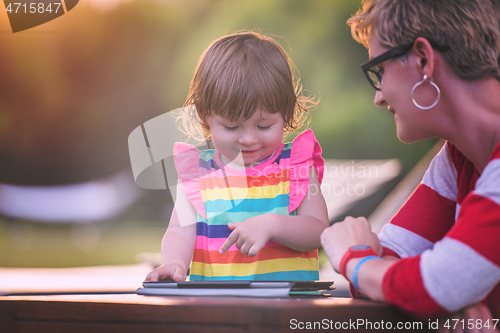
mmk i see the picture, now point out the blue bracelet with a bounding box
[352,255,381,291]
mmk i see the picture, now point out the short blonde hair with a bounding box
[348,0,500,81]
[181,32,317,140]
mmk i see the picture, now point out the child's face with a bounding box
[207,109,285,167]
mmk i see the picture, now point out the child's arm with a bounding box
[219,168,329,257]
[145,182,197,282]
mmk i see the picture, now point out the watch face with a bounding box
[350,245,370,251]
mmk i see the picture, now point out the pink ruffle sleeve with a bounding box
[288,129,324,213]
[173,142,207,219]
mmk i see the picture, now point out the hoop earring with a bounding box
[411,75,440,110]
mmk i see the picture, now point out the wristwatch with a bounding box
[339,245,378,277]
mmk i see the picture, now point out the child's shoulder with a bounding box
[287,129,320,155]
[273,129,322,168]
[174,143,216,172]
[284,129,318,145]
[174,143,215,160]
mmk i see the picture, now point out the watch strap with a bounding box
[339,246,378,277]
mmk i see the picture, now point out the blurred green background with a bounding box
[0,0,435,268]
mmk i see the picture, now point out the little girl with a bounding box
[146,32,329,282]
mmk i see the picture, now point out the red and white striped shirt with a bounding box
[379,142,500,318]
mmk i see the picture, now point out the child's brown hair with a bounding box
[181,31,317,141]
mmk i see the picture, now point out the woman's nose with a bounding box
[373,90,387,107]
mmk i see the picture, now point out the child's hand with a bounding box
[144,264,186,282]
[219,214,276,257]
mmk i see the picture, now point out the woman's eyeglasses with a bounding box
[361,44,413,91]
[360,41,450,91]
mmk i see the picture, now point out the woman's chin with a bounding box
[397,130,424,144]
[396,128,414,143]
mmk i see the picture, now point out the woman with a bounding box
[321,0,500,327]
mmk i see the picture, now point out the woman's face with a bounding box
[368,35,434,143]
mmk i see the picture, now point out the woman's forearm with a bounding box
[344,256,399,301]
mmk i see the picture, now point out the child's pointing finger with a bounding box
[219,229,239,254]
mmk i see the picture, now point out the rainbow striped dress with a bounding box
[173,129,324,281]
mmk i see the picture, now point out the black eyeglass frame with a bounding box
[360,41,450,91]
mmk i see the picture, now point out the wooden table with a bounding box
[0,294,434,332]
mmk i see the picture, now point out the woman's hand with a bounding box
[320,216,382,272]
